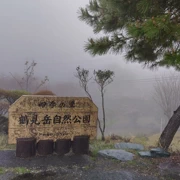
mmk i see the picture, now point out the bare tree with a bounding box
[75,67,92,100]
[94,70,114,140]
[153,72,180,120]
[10,60,49,92]
[75,66,114,141]
[153,72,180,149]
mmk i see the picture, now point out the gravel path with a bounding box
[0,150,91,168]
[0,150,172,180]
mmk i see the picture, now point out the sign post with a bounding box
[8,95,98,144]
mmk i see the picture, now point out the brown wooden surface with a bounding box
[36,139,54,156]
[8,95,98,144]
[16,137,36,158]
[72,135,89,154]
[54,139,71,155]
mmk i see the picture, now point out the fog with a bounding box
[0,0,174,136]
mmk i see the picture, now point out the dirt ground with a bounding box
[0,150,179,180]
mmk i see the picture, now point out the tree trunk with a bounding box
[101,89,106,141]
[101,91,106,134]
[101,132,105,141]
[98,118,104,140]
[159,106,180,150]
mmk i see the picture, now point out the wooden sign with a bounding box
[8,95,98,144]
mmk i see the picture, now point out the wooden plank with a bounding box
[8,95,98,144]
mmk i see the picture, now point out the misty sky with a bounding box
[0,0,172,83]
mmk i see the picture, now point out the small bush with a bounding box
[0,116,8,134]
[0,102,9,116]
[33,90,55,95]
[0,133,15,150]
[0,89,30,104]
[108,134,131,142]
[109,134,122,140]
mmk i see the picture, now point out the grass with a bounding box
[0,167,6,174]
[0,133,15,150]
[107,134,131,142]
[89,135,180,180]
[131,134,148,146]
[90,134,146,158]
[13,167,30,174]
[147,132,180,151]
[0,134,8,149]
[0,167,31,176]
[90,133,148,158]
[90,132,180,160]
[90,139,114,157]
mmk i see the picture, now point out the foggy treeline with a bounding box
[0,66,165,137]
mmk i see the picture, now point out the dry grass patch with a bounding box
[147,132,180,151]
[90,139,114,157]
[0,133,15,150]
